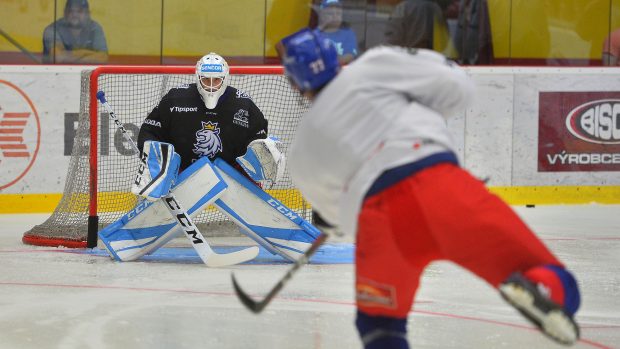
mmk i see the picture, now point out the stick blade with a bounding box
[204,246,260,268]
[231,273,266,313]
[230,233,328,312]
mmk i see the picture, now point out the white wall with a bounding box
[1,65,619,196]
[0,66,86,193]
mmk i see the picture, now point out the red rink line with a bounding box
[410,309,615,349]
[0,281,232,297]
[0,249,105,254]
[0,281,614,348]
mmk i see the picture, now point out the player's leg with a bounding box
[409,163,580,344]
[354,192,438,349]
[410,164,561,282]
[499,265,580,345]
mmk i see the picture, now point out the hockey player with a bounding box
[98,52,318,264]
[138,52,274,179]
[278,29,581,347]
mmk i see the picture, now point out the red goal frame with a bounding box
[22,65,287,248]
[85,65,285,247]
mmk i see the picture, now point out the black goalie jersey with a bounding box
[138,83,268,171]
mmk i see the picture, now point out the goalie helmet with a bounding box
[280,28,340,93]
[195,53,230,109]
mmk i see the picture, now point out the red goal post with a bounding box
[22,65,311,248]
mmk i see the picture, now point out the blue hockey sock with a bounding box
[355,310,408,349]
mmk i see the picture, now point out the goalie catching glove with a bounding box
[131,140,181,201]
[236,136,286,188]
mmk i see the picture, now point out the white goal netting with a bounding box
[23,66,311,248]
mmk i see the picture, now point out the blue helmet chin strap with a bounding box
[280,28,340,93]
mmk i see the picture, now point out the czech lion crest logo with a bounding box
[193,121,223,158]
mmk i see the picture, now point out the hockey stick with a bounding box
[96,91,259,267]
[232,233,328,313]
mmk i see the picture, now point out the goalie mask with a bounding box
[196,53,230,109]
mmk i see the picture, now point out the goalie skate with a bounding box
[499,273,579,346]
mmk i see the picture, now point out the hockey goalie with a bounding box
[97,52,320,265]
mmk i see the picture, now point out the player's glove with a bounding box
[312,210,344,238]
[131,140,181,201]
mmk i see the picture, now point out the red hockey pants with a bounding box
[355,163,561,317]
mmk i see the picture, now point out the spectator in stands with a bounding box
[453,0,494,64]
[42,0,108,64]
[385,0,454,54]
[603,28,620,66]
[316,0,359,64]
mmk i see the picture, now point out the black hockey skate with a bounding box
[499,272,580,346]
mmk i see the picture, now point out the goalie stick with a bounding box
[232,233,328,313]
[96,91,259,267]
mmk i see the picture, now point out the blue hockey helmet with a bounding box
[280,28,340,93]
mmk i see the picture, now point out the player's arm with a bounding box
[69,48,108,64]
[366,47,474,118]
[70,23,109,63]
[137,96,170,152]
[248,103,268,142]
[133,96,177,200]
[44,43,108,64]
[338,33,356,65]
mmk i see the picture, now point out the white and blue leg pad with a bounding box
[213,158,320,262]
[131,140,181,202]
[99,157,227,261]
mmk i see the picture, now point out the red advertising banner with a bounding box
[538,92,620,172]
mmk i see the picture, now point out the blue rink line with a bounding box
[81,243,354,265]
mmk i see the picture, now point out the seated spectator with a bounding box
[385,0,454,55]
[42,0,108,64]
[603,28,620,66]
[454,0,494,64]
[317,0,359,64]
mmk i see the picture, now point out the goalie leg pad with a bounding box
[99,157,227,261]
[213,158,320,262]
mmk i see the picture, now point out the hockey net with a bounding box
[23,66,311,248]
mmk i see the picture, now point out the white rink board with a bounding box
[512,70,620,185]
[0,66,87,194]
[1,65,620,196]
[459,71,515,185]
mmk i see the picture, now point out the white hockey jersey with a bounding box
[288,47,475,236]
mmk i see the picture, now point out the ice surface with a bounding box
[1,205,618,349]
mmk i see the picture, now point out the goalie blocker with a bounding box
[99,155,320,263]
[132,140,181,202]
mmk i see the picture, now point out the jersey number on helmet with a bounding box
[309,59,326,74]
